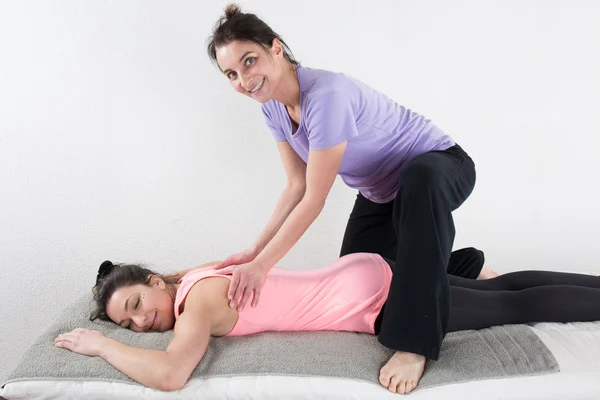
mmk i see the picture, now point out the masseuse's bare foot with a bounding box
[477,264,500,280]
[379,351,426,394]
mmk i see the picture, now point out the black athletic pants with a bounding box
[340,144,478,359]
[375,255,600,337]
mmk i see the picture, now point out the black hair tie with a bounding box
[96,260,116,284]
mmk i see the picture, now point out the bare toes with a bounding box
[399,381,407,394]
[388,377,400,393]
[379,370,390,387]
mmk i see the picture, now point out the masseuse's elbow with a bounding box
[286,181,306,197]
[301,194,326,215]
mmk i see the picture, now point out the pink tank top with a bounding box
[174,253,392,336]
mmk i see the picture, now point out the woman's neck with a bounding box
[167,283,179,302]
[272,63,300,109]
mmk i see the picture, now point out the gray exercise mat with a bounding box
[3,295,559,391]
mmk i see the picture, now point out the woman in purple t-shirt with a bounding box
[204,4,497,394]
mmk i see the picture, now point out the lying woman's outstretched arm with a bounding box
[56,285,214,391]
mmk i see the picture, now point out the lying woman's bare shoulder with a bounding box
[180,276,238,336]
[187,276,230,306]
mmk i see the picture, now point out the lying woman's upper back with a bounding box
[175,253,392,336]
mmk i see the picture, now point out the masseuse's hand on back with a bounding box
[213,143,309,311]
[215,248,267,311]
[218,248,258,270]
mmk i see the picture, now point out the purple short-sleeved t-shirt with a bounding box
[261,66,454,203]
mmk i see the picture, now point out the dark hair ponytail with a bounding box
[207,3,299,67]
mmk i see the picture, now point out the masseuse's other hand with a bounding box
[216,260,267,311]
[216,248,258,270]
[55,328,107,357]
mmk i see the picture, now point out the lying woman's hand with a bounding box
[55,328,107,357]
[217,260,267,311]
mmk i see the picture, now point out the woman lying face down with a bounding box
[55,255,600,393]
[55,254,397,391]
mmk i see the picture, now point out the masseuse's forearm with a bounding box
[255,196,324,270]
[100,338,184,391]
[252,183,306,254]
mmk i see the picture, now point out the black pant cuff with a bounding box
[377,335,441,360]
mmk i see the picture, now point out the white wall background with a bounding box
[1,0,599,383]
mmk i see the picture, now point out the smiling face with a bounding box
[216,39,287,103]
[105,275,175,332]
